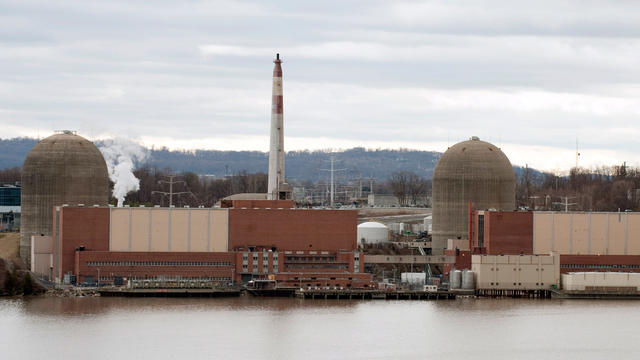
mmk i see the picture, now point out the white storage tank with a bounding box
[357,221,389,245]
[423,215,432,233]
[462,270,474,289]
[450,270,462,289]
[401,272,426,286]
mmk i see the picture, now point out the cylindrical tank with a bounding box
[462,270,475,290]
[431,136,515,254]
[20,131,110,266]
[450,270,462,289]
[357,221,389,245]
[423,215,432,234]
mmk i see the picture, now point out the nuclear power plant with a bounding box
[431,136,516,255]
[20,131,110,267]
[12,54,640,300]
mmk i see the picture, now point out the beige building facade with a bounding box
[562,272,640,291]
[472,254,560,290]
[533,212,640,255]
[109,207,229,253]
[30,235,53,277]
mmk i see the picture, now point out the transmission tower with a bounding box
[152,174,192,207]
[553,196,577,212]
[320,153,346,208]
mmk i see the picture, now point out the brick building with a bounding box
[466,210,640,274]
[43,204,372,288]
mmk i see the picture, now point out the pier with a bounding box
[295,289,458,300]
[475,289,552,298]
[98,287,241,297]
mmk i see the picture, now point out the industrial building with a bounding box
[431,136,516,255]
[20,131,110,266]
[32,202,372,288]
[0,183,20,232]
[472,254,560,291]
[562,272,640,292]
[469,210,640,274]
[19,55,375,290]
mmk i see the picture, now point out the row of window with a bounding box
[97,276,231,281]
[286,264,348,269]
[87,261,232,267]
[241,264,279,273]
[561,264,640,269]
[488,282,545,286]
[285,256,336,262]
[293,276,354,281]
[242,253,279,262]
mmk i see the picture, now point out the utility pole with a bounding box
[152,175,191,207]
[553,196,577,212]
[331,154,335,207]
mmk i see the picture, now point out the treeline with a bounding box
[0,137,441,182]
[122,167,268,207]
[387,171,432,206]
[517,163,640,211]
[0,167,20,183]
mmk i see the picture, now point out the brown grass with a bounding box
[0,232,20,263]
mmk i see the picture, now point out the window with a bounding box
[478,214,485,247]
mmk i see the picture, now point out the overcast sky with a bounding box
[1,0,640,172]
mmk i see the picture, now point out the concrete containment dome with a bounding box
[431,136,515,254]
[357,221,389,244]
[20,131,110,266]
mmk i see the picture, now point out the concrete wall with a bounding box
[560,255,640,273]
[30,235,52,277]
[534,212,640,255]
[472,254,560,290]
[109,208,228,253]
[562,272,640,291]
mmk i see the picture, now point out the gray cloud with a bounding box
[1,0,639,171]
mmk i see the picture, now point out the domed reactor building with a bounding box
[20,131,110,266]
[431,136,516,255]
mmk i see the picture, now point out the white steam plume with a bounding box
[99,138,148,207]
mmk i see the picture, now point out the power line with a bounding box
[152,174,192,207]
[320,153,346,208]
[553,196,577,212]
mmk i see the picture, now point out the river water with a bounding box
[1,296,639,359]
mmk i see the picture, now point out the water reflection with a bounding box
[17,295,362,317]
[2,296,640,360]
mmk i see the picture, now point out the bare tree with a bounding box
[390,171,409,206]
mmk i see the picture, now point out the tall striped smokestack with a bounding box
[268,53,284,200]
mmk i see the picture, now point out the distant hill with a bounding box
[0,137,38,170]
[145,147,441,182]
[0,137,541,183]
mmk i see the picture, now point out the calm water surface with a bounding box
[1,295,639,359]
